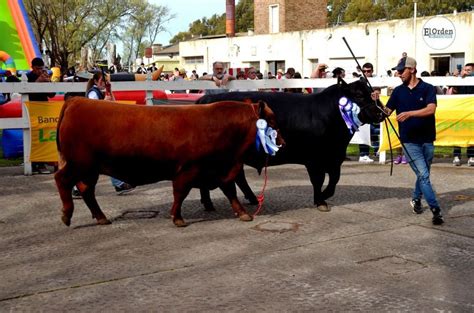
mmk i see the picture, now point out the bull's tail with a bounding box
[56,99,70,152]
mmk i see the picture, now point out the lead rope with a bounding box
[252,155,269,218]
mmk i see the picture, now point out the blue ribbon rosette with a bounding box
[255,119,280,156]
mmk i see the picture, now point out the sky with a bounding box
[149,0,234,45]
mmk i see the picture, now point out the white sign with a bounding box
[422,16,456,50]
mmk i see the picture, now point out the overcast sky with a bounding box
[149,0,236,45]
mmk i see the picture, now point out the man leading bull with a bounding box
[383,56,444,225]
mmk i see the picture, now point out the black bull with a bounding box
[197,78,386,212]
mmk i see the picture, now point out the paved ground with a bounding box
[0,160,473,312]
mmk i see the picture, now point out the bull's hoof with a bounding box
[245,196,259,205]
[96,218,112,225]
[202,202,216,212]
[173,218,188,227]
[316,204,331,212]
[239,213,253,222]
[61,215,71,226]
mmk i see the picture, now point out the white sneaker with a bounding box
[453,156,461,166]
[468,157,474,166]
[359,155,374,163]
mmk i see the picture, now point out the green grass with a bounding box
[347,144,455,158]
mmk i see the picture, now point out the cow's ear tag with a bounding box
[256,119,267,130]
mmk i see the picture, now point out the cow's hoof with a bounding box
[173,218,188,227]
[239,213,253,222]
[96,218,112,225]
[61,215,71,226]
[316,204,331,212]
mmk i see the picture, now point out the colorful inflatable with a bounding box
[0,0,41,71]
[0,51,16,75]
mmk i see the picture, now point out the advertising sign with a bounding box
[422,16,456,50]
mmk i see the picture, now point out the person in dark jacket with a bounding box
[27,57,55,174]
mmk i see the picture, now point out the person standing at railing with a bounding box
[310,63,328,94]
[171,68,188,94]
[199,61,235,95]
[357,62,381,163]
[286,72,303,94]
[136,63,147,74]
[450,62,474,166]
[71,71,135,199]
[27,57,56,174]
[244,66,259,91]
[3,70,21,103]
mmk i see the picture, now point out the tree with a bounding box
[343,0,385,23]
[170,0,255,44]
[328,0,472,25]
[25,0,133,70]
[146,5,176,45]
[24,0,174,72]
[235,0,254,32]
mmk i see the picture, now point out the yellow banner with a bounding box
[25,100,137,162]
[25,101,64,162]
[379,96,474,151]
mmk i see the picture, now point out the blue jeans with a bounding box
[403,142,440,209]
[110,177,125,188]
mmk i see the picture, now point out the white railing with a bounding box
[1,76,474,95]
[1,77,473,174]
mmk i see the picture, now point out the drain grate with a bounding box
[252,221,300,233]
[357,255,426,275]
[118,210,159,220]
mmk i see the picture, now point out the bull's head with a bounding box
[255,100,286,149]
[338,77,386,124]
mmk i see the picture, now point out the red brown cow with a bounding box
[55,97,283,227]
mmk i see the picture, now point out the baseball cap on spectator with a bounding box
[179,68,186,75]
[277,69,283,74]
[393,57,417,71]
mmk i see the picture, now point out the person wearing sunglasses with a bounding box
[245,67,259,91]
[383,56,444,225]
[358,62,381,163]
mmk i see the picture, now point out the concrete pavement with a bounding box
[0,161,473,312]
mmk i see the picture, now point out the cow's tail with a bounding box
[56,99,70,153]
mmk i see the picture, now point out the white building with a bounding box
[179,11,473,77]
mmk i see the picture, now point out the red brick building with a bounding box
[254,0,328,34]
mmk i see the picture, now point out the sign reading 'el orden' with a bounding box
[422,16,456,50]
[25,101,64,162]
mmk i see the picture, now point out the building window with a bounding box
[267,60,285,75]
[247,61,260,70]
[431,53,464,76]
[269,5,279,33]
[183,56,204,64]
[308,59,320,72]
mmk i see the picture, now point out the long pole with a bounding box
[413,1,417,58]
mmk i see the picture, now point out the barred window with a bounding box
[184,56,204,64]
